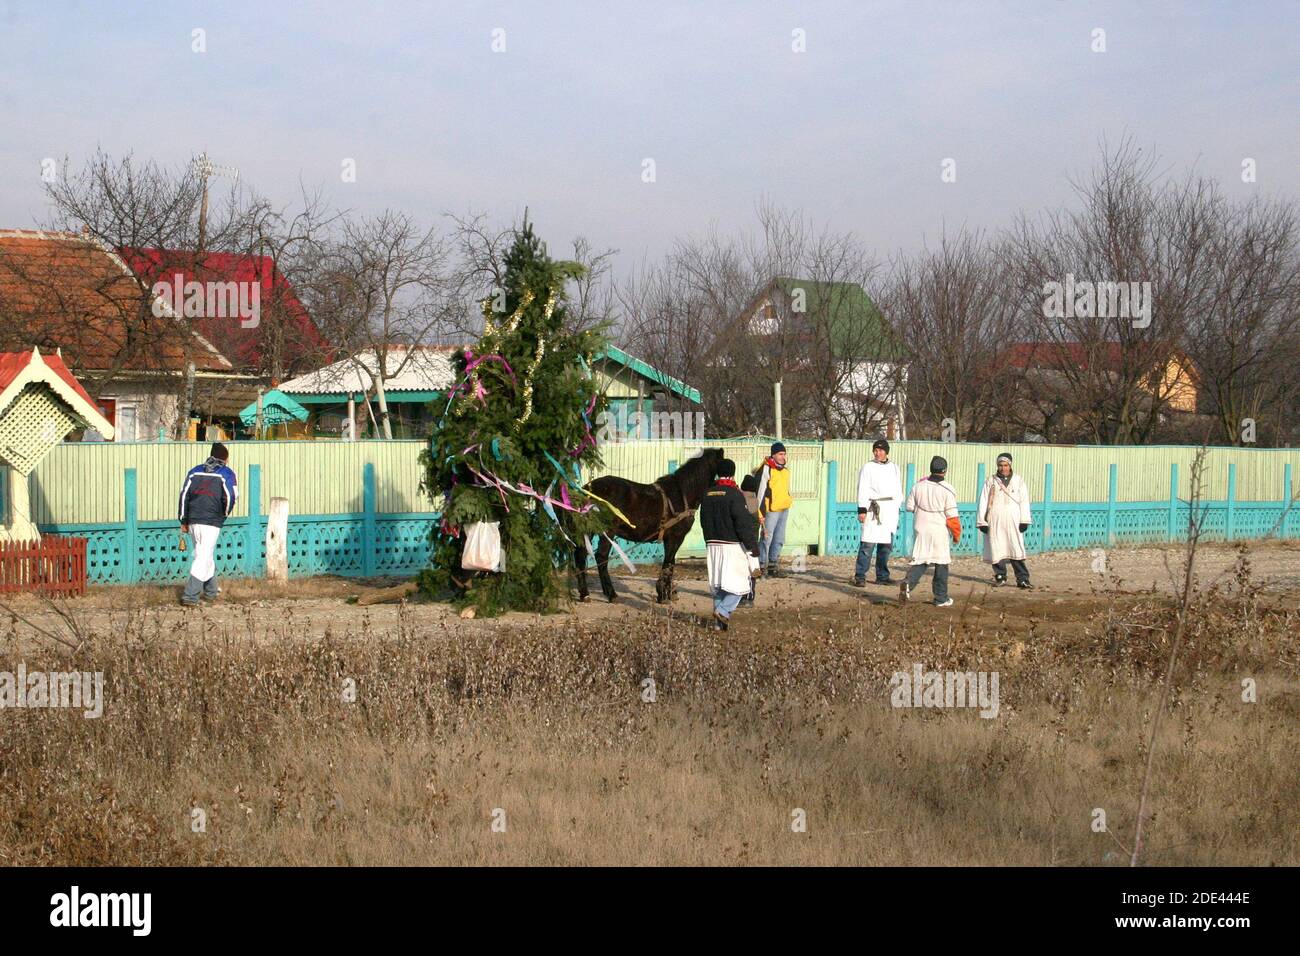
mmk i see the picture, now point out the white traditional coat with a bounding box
[905,478,959,565]
[977,473,1032,563]
[857,459,902,544]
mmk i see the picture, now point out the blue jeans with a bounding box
[993,559,1030,584]
[906,562,950,603]
[713,588,744,619]
[182,573,219,603]
[760,509,789,566]
[855,538,893,581]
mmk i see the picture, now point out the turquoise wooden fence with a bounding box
[28,442,1300,585]
[39,464,438,584]
[823,460,1299,557]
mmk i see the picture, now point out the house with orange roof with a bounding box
[0,229,259,440]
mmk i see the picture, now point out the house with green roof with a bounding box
[740,277,909,438]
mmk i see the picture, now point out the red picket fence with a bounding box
[0,535,88,597]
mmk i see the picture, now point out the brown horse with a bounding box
[573,447,725,603]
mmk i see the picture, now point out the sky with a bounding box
[0,0,1296,277]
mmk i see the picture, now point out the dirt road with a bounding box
[1,540,1295,649]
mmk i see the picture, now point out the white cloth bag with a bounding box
[461,521,504,572]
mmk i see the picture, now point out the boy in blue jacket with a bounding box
[178,442,238,606]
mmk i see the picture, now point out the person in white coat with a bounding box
[852,438,902,586]
[977,452,1033,588]
[700,458,762,631]
[900,456,962,607]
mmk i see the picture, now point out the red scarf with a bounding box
[765,456,785,471]
[715,478,738,489]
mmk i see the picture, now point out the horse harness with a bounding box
[650,480,696,541]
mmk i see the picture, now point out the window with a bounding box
[115,403,138,443]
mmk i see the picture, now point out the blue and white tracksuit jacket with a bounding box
[178,457,238,528]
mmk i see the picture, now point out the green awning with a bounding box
[287,391,444,406]
[595,346,702,404]
[238,389,310,427]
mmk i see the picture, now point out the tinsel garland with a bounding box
[460,289,537,417]
[515,334,547,426]
[514,293,558,427]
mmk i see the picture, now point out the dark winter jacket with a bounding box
[178,457,239,528]
[700,480,760,556]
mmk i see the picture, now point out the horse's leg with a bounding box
[573,538,591,602]
[596,535,618,602]
[656,518,694,603]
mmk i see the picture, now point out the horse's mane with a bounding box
[661,447,722,507]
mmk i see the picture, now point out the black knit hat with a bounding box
[770,441,786,455]
[210,442,229,462]
[872,438,890,453]
[929,455,947,475]
[716,458,736,478]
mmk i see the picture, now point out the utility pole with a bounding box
[180,153,240,440]
[774,380,783,441]
[194,152,239,254]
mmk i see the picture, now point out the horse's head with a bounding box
[700,447,726,478]
[681,447,726,474]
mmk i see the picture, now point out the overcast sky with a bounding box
[1,0,1295,275]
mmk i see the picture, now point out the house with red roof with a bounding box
[119,247,332,379]
[0,230,263,440]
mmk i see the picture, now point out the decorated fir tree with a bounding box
[418,222,611,615]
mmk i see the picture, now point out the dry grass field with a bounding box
[0,542,1296,866]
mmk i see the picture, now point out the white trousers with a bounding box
[189,524,221,582]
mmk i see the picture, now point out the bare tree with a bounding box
[566,236,621,336]
[1004,140,1217,444]
[1183,194,1300,445]
[222,183,341,382]
[879,228,1018,442]
[621,203,893,439]
[302,211,459,438]
[617,252,724,427]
